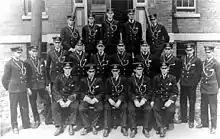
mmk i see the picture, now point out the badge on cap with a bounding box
[127,9,135,14]
[141,40,150,47]
[117,40,125,46]
[149,14,157,20]
[97,40,104,47]
[106,8,114,14]
[164,42,173,49]
[133,62,144,69]
[111,64,121,69]
[88,12,95,18]
[85,63,96,71]
[63,62,72,69]
[67,15,76,20]
[204,46,215,53]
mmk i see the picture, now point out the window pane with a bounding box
[189,0,194,7]
[92,0,105,4]
[177,0,182,7]
[75,0,83,3]
[137,0,145,3]
[28,0,31,13]
[183,0,188,7]
[42,0,46,12]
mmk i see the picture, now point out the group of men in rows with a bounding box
[1,7,220,138]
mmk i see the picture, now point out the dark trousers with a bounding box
[9,92,30,129]
[128,101,152,130]
[52,100,79,127]
[79,100,103,128]
[153,98,175,128]
[104,101,127,129]
[29,88,52,123]
[180,86,197,123]
[200,93,217,128]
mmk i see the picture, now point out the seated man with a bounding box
[152,62,178,137]
[128,62,153,138]
[78,64,104,135]
[103,64,128,137]
[52,61,80,136]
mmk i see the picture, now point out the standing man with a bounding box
[152,62,178,137]
[180,43,202,128]
[46,37,67,97]
[78,64,104,135]
[122,9,142,55]
[25,46,52,127]
[90,40,110,81]
[146,14,169,57]
[52,62,80,136]
[1,46,32,134]
[160,42,181,82]
[103,64,128,137]
[60,15,80,54]
[196,46,220,134]
[69,39,89,78]
[111,40,132,77]
[101,8,120,55]
[82,12,101,56]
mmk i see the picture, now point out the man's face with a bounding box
[141,45,150,53]
[75,44,83,51]
[13,51,22,59]
[205,51,214,59]
[164,47,172,55]
[63,67,72,75]
[117,45,125,52]
[67,18,74,26]
[150,18,158,26]
[111,69,120,77]
[54,41,61,49]
[185,48,194,55]
[128,13,134,20]
[97,45,105,52]
[29,50,38,58]
[107,12,114,19]
[88,17,95,24]
[134,68,143,76]
[161,67,169,75]
[87,69,95,77]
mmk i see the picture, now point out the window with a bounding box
[75,0,83,3]
[137,0,145,3]
[22,0,48,20]
[176,0,196,10]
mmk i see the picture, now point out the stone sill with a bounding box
[174,12,201,18]
[22,14,49,20]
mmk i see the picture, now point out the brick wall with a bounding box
[173,0,220,33]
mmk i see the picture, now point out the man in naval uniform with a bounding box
[101,8,120,55]
[179,43,202,128]
[196,46,220,134]
[122,9,142,55]
[146,14,169,57]
[103,64,128,137]
[1,46,32,134]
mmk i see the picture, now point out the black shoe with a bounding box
[130,129,137,138]
[143,129,150,138]
[12,128,19,134]
[160,128,166,137]
[156,129,160,135]
[81,128,88,135]
[68,125,75,136]
[210,128,216,134]
[54,126,64,136]
[188,122,194,128]
[92,127,98,135]
[32,121,40,129]
[121,128,128,136]
[103,129,109,137]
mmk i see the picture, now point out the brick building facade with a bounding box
[0,0,220,61]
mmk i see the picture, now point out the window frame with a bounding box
[176,0,196,10]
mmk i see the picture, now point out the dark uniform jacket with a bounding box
[111,52,132,77]
[46,48,67,83]
[180,55,202,87]
[53,74,80,102]
[105,76,128,102]
[79,77,104,101]
[200,58,220,94]
[90,52,111,78]
[128,75,152,101]
[160,54,182,82]
[153,74,178,102]
[146,24,169,54]
[134,52,154,78]
[2,58,31,93]
[82,24,101,53]
[69,51,89,77]
[60,26,80,51]
[25,57,47,90]
[101,19,120,46]
[122,20,142,53]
